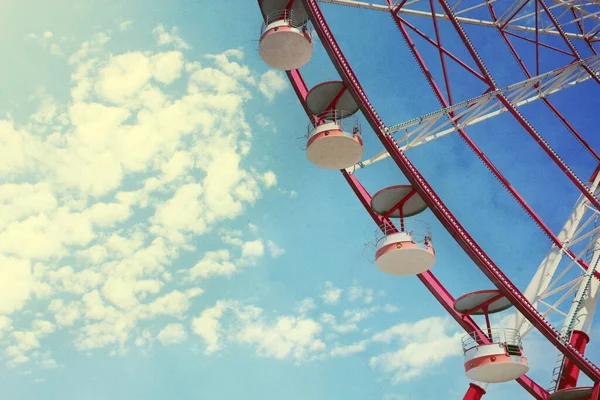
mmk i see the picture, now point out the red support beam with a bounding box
[399,17,487,83]
[462,294,504,316]
[428,0,453,104]
[463,383,486,400]
[503,31,573,57]
[488,4,600,164]
[558,330,591,390]
[537,0,600,85]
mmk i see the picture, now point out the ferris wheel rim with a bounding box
[259,0,600,394]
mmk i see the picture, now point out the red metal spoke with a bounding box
[503,31,573,56]
[571,8,598,56]
[435,0,600,211]
[536,0,540,76]
[488,3,600,164]
[537,0,600,85]
[324,86,347,112]
[382,189,416,220]
[428,0,453,104]
[398,16,488,83]
[394,0,409,12]
[499,0,532,30]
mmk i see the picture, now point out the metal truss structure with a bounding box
[257,0,600,398]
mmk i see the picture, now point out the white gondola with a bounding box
[259,8,312,70]
[306,110,363,170]
[374,221,435,276]
[304,81,362,170]
[462,328,529,383]
[454,290,528,384]
[366,185,435,276]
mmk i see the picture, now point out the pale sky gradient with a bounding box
[0,1,599,399]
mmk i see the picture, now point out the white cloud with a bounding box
[321,282,343,305]
[0,25,281,364]
[157,323,187,345]
[255,113,275,133]
[370,317,463,383]
[48,299,81,326]
[330,340,368,357]
[95,51,153,104]
[258,70,287,101]
[152,51,184,84]
[153,24,190,50]
[145,288,203,318]
[297,298,316,315]
[241,240,264,258]
[347,286,375,304]
[261,171,277,188]
[267,240,285,258]
[5,320,57,365]
[191,299,328,362]
[383,304,399,313]
[0,256,34,314]
[320,313,357,334]
[0,316,13,336]
[150,183,206,244]
[25,31,63,56]
[191,300,235,354]
[119,20,133,31]
[188,249,236,280]
[343,307,379,324]
[234,305,325,361]
[248,223,259,234]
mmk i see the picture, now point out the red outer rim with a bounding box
[295,0,599,387]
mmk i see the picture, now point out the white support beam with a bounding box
[316,0,589,39]
[345,55,600,173]
[515,173,600,338]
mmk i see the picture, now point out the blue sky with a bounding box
[0,0,598,399]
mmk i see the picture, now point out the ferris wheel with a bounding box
[256,0,600,398]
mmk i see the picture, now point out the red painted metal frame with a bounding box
[487,2,600,164]
[463,383,486,400]
[398,17,488,84]
[382,188,416,231]
[558,330,591,390]
[431,0,600,212]
[459,293,506,316]
[298,0,600,386]
[391,8,600,281]
[535,0,600,85]
[570,8,598,56]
